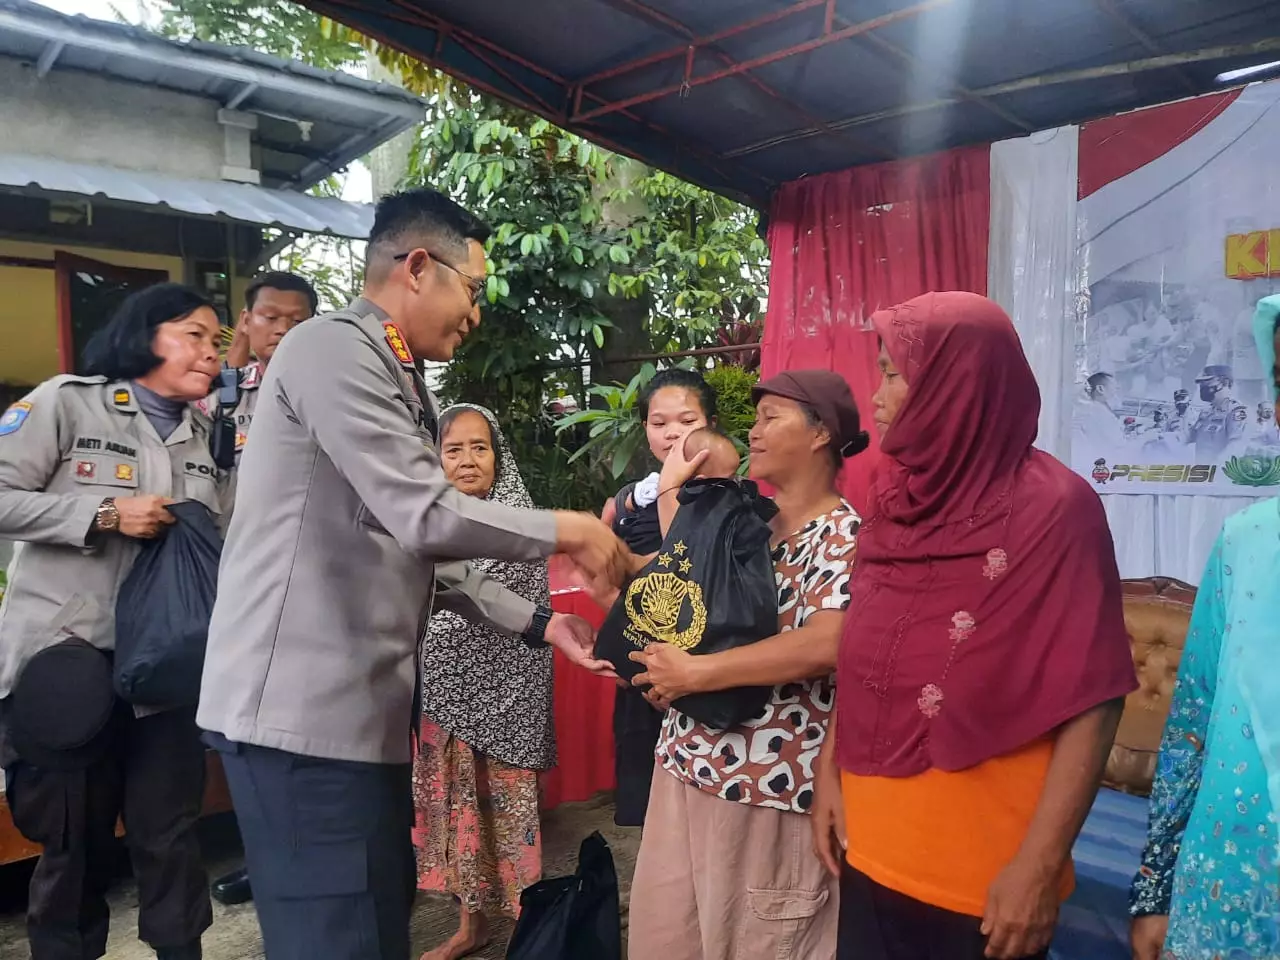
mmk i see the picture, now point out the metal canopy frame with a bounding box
[300,0,1280,207]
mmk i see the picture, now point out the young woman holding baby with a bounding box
[601,369,720,827]
[625,369,868,960]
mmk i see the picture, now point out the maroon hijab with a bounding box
[836,292,1135,776]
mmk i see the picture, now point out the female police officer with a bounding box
[0,283,225,960]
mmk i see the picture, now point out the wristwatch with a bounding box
[521,604,553,649]
[94,498,120,533]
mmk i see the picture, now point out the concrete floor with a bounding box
[0,793,639,960]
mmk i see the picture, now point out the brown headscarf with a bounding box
[836,292,1135,776]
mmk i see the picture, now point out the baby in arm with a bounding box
[679,426,740,481]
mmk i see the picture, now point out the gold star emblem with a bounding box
[657,554,672,568]
[678,558,692,574]
[672,541,687,556]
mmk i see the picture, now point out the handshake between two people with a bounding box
[547,510,643,680]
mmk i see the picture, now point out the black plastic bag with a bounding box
[597,477,778,729]
[114,500,222,708]
[506,832,621,960]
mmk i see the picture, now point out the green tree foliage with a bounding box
[149,0,770,508]
[156,0,363,69]
[415,104,767,405]
[410,101,767,501]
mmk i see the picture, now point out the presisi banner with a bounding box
[1071,81,1280,496]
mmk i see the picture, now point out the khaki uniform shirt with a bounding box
[196,298,558,765]
[0,377,226,699]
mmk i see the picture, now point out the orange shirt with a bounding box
[841,739,1074,918]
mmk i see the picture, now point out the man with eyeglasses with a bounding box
[197,188,631,959]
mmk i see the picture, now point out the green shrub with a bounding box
[704,364,758,447]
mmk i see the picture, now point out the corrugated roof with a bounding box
[297,0,1280,207]
[0,153,373,238]
[0,0,423,106]
[0,0,426,189]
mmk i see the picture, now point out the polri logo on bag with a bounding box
[622,540,707,651]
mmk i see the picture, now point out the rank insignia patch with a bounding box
[383,323,414,367]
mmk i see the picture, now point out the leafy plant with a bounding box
[156,0,364,69]
[149,0,773,508]
[415,97,769,416]
[554,364,657,481]
[704,365,759,449]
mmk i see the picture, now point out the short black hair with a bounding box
[82,283,212,381]
[639,368,717,422]
[1087,372,1114,398]
[246,271,318,316]
[438,405,502,480]
[367,189,490,281]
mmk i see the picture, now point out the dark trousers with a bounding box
[5,707,211,960]
[838,863,1049,960]
[612,688,664,827]
[207,734,415,960]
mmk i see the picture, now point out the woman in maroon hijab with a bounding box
[812,292,1136,960]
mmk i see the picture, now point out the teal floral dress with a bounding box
[1129,500,1280,959]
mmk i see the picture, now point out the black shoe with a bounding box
[156,942,201,960]
[211,866,253,905]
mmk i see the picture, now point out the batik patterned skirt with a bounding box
[412,718,542,919]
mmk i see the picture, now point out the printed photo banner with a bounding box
[1070,82,1280,496]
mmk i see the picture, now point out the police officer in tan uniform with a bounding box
[195,270,317,907]
[1189,364,1248,461]
[196,270,317,464]
[0,284,226,960]
[197,188,630,960]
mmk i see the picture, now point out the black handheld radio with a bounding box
[209,366,240,471]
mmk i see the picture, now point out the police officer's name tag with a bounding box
[75,436,137,458]
[0,401,31,436]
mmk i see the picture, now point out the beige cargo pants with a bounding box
[627,767,838,960]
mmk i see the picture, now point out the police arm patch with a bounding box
[0,401,32,437]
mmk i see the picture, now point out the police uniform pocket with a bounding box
[356,504,391,536]
[68,454,139,490]
[53,595,93,639]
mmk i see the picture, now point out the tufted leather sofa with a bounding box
[1102,577,1197,796]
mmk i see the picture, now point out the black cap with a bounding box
[1195,365,1233,381]
[8,639,116,770]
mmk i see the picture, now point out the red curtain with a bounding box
[541,556,616,810]
[760,146,992,512]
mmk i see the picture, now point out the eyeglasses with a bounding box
[393,251,485,307]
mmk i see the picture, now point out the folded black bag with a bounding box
[597,477,778,729]
[506,831,621,960]
[114,500,222,708]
